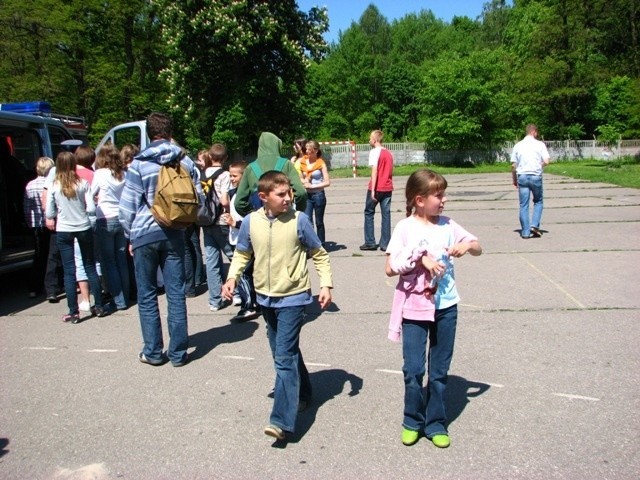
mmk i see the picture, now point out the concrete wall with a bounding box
[320,141,640,169]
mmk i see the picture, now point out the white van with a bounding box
[0,111,74,273]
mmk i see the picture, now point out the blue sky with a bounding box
[297,1,504,43]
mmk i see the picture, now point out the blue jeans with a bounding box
[95,217,130,309]
[402,304,457,437]
[192,226,206,285]
[304,190,327,244]
[183,224,197,296]
[517,174,544,237]
[203,224,234,308]
[133,237,188,365]
[57,229,102,314]
[263,305,312,433]
[364,189,392,249]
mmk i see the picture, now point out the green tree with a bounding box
[151,0,328,150]
[412,49,512,149]
[593,76,640,141]
[0,0,166,143]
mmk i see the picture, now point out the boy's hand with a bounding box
[221,279,236,301]
[318,286,332,309]
[420,255,445,277]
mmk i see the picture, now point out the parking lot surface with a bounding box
[1,172,639,479]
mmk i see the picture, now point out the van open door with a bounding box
[95,120,148,153]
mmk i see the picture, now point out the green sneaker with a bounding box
[401,428,419,446]
[431,434,450,448]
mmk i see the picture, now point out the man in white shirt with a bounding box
[511,124,550,239]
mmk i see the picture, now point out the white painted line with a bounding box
[519,255,586,309]
[86,349,118,353]
[220,355,254,360]
[376,369,403,375]
[459,303,485,310]
[552,392,600,401]
[307,362,331,367]
[23,347,56,350]
[485,382,505,388]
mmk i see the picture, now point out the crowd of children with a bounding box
[24,124,482,449]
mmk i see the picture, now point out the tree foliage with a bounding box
[151,0,328,150]
[0,0,638,151]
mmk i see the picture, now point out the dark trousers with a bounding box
[44,231,63,296]
[28,227,51,294]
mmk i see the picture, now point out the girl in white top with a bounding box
[46,151,108,322]
[91,144,130,310]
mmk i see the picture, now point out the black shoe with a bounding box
[530,227,542,237]
[233,309,260,321]
[359,243,378,251]
[91,305,111,318]
[298,398,311,412]
[172,354,190,367]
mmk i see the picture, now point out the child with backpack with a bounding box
[119,112,199,367]
[201,143,233,312]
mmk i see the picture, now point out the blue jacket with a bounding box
[119,139,201,250]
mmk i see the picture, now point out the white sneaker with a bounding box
[232,295,242,306]
[78,300,92,312]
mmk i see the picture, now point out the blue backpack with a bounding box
[248,157,288,210]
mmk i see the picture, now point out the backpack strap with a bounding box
[249,161,263,179]
[206,167,225,183]
[274,157,287,172]
[249,158,286,180]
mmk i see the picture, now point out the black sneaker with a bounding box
[530,227,542,237]
[234,309,259,321]
[47,294,60,303]
[359,243,378,251]
[91,305,111,318]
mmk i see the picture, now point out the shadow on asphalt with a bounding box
[188,320,259,362]
[445,375,491,426]
[323,241,347,253]
[303,296,341,325]
[270,368,363,447]
[0,437,8,458]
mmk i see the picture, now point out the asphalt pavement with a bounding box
[1,171,639,479]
